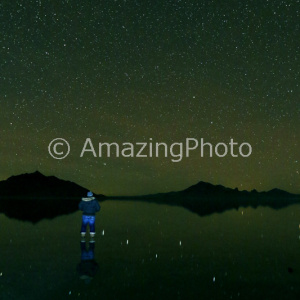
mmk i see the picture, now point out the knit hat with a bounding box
[87,191,93,197]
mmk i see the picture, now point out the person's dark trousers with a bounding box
[80,215,96,233]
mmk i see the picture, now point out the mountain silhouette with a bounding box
[0,171,299,222]
[0,171,101,199]
[107,181,300,216]
[0,171,105,223]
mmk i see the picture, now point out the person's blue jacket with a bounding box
[79,196,101,216]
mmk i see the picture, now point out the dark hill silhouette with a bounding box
[0,171,105,223]
[0,171,101,199]
[108,181,300,216]
[0,171,299,223]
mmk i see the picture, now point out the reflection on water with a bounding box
[77,240,98,284]
[0,200,300,299]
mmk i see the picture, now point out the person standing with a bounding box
[79,191,101,238]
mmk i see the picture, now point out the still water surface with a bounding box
[0,200,300,299]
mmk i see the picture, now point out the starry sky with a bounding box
[0,0,299,196]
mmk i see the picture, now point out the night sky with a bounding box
[0,0,299,196]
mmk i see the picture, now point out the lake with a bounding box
[0,200,300,299]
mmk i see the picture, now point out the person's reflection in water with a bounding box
[77,239,99,284]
